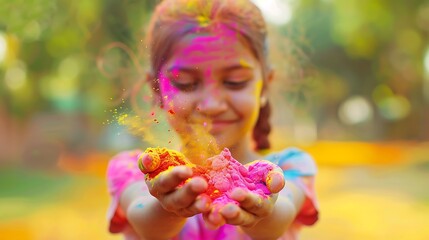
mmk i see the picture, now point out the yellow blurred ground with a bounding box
[1,141,428,239]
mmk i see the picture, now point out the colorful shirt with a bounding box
[106,148,318,239]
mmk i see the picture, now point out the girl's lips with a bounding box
[209,120,238,133]
[188,119,238,132]
[189,119,237,125]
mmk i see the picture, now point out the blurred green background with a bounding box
[1,0,428,239]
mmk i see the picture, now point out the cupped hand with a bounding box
[203,161,285,229]
[141,156,212,217]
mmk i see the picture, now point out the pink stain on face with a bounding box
[159,74,180,95]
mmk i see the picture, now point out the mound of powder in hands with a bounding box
[138,147,281,205]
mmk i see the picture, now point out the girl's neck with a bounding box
[227,137,261,165]
[181,137,261,165]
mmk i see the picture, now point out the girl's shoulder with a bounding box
[264,147,317,177]
[106,149,144,186]
[264,147,310,161]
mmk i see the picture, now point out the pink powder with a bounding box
[205,148,274,205]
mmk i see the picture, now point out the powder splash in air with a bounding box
[138,147,277,205]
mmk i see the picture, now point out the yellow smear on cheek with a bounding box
[239,58,253,68]
[254,79,264,99]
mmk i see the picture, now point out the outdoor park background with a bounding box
[1,0,429,239]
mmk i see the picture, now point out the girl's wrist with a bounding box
[127,197,187,239]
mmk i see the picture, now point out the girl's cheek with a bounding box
[169,96,193,114]
[158,78,180,108]
[159,77,178,96]
[158,77,195,115]
[161,90,193,116]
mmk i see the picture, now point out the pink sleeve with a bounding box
[106,150,146,233]
[271,148,319,226]
[292,175,318,225]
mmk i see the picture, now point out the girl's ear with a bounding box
[261,69,275,107]
[146,72,163,108]
[266,69,275,84]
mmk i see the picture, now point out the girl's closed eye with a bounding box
[171,80,199,92]
[168,71,199,92]
[223,70,253,90]
[223,78,250,90]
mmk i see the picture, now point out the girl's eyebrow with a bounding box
[222,64,254,72]
[166,64,254,75]
[167,66,197,74]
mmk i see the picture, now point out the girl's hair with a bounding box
[145,0,271,150]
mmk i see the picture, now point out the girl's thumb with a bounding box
[138,153,160,173]
[266,170,285,194]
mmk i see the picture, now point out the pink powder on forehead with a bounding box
[138,147,275,205]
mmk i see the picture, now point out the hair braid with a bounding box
[253,100,271,150]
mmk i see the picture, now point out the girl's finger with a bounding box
[245,160,285,194]
[149,166,192,196]
[161,176,208,210]
[266,170,285,193]
[138,153,160,173]
[229,188,271,217]
[174,194,212,218]
[219,203,257,227]
[203,208,226,230]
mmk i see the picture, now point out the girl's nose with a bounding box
[196,87,227,115]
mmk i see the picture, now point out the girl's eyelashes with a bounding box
[165,69,252,91]
[223,69,253,90]
[170,80,199,92]
[223,79,250,90]
[167,71,199,92]
[170,79,250,91]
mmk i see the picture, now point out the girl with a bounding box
[106,0,318,239]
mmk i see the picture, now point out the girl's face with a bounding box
[157,27,266,151]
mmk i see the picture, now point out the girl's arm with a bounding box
[203,171,305,240]
[120,181,185,240]
[239,180,305,240]
[119,166,211,240]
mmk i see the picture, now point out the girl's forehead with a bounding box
[184,26,246,47]
[168,27,257,67]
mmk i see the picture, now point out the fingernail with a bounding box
[221,204,239,218]
[138,153,161,173]
[196,197,209,211]
[231,188,246,201]
[267,172,284,193]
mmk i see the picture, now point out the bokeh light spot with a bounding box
[338,96,373,125]
[23,21,41,41]
[372,84,393,103]
[4,63,27,91]
[424,47,429,102]
[377,95,411,121]
[252,0,292,25]
[424,47,429,74]
[0,32,7,63]
[58,56,81,79]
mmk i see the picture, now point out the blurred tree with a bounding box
[283,0,429,141]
